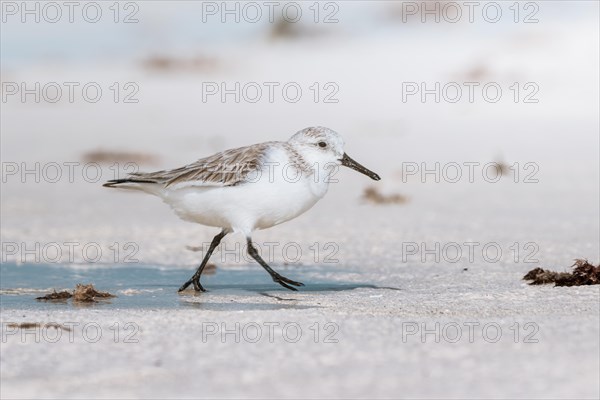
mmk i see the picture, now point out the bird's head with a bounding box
[288,126,381,181]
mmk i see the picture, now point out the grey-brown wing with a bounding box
[128,142,273,188]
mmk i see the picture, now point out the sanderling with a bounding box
[104,126,380,292]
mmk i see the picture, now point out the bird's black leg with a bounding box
[246,238,304,291]
[178,230,227,292]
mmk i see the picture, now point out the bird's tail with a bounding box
[103,178,163,195]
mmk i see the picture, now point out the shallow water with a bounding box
[0,263,388,310]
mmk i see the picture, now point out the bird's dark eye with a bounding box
[318,142,327,148]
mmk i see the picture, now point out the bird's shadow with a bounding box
[175,267,401,294]
[176,268,402,310]
[178,282,401,311]
[178,282,401,293]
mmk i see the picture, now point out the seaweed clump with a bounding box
[524,259,600,286]
[36,290,72,301]
[36,284,115,303]
[73,284,116,303]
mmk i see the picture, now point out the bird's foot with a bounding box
[178,277,206,293]
[271,274,304,291]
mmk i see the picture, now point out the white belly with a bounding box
[161,171,329,235]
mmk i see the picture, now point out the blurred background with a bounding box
[1,1,598,266]
[1,2,599,399]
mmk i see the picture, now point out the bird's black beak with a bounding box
[340,153,381,181]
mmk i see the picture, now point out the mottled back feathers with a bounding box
[128,142,274,187]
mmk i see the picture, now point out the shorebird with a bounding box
[104,127,380,292]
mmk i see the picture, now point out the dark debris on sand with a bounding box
[7,322,72,331]
[36,290,72,301]
[73,284,116,303]
[524,259,600,286]
[36,284,116,303]
[82,150,159,166]
[141,55,219,72]
[362,187,408,205]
